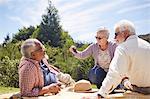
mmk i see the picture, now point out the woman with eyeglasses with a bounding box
[69,27,117,88]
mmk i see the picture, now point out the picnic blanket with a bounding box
[1,89,150,99]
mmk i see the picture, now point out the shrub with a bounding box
[0,56,19,87]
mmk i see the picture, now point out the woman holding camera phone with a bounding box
[69,27,117,88]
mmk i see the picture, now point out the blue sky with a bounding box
[0,0,150,44]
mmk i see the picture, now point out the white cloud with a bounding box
[117,3,150,14]
[5,0,129,43]
[134,19,150,24]
[134,19,150,34]
[8,16,30,27]
[34,0,128,42]
[76,32,95,42]
[8,0,48,27]
[55,0,127,39]
[22,0,48,25]
[52,0,90,13]
[2,0,148,43]
[0,0,8,5]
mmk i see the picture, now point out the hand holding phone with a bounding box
[69,45,77,53]
[72,47,77,53]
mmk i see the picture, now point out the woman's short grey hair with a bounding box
[114,20,136,35]
[21,39,44,58]
[97,26,109,39]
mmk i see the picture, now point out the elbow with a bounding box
[20,88,39,97]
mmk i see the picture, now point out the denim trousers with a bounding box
[88,65,107,89]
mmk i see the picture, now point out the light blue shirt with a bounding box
[40,61,57,86]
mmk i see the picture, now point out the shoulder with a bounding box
[89,43,98,47]
[108,41,117,47]
[138,37,150,46]
[84,43,97,49]
[19,58,37,73]
[88,43,99,50]
[115,43,127,55]
[108,41,117,50]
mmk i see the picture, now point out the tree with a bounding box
[4,34,10,42]
[2,34,10,47]
[12,26,35,43]
[37,0,62,47]
[139,33,150,43]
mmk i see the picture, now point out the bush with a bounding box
[0,41,94,87]
[0,56,19,87]
[72,57,94,81]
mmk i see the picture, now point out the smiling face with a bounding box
[96,31,108,46]
[114,20,135,44]
[31,43,45,62]
[114,27,126,44]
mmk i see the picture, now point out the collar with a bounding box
[21,57,39,65]
[126,35,137,41]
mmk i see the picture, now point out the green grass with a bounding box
[92,84,97,89]
[0,85,96,95]
[0,86,19,94]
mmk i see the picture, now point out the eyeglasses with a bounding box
[34,47,45,53]
[95,36,103,40]
[115,32,120,36]
[115,31,125,37]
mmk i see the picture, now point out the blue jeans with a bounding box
[88,65,107,89]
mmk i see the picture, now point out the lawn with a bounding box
[0,86,19,95]
[92,84,97,89]
[0,85,97,95]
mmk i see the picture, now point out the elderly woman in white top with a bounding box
[69,27,117,88]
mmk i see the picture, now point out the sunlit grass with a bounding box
[92,84,97,89]
[0,85,97,95]
[0,86,19,94]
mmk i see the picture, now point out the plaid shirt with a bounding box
[19,57,59,97]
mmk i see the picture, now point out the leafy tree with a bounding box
[139,33,150,43]
[35,0,62,47]
[60,31,74,60]
[0,42,22,60]
[12,26,35,43]
[60,31,74,46]
[4,34,10,43]
[2,34,10,47]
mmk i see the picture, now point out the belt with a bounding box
[131,85,150,95]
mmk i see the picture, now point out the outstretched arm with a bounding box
[69,44,93,59]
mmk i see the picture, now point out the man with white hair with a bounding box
[96,20,150,98]
[19,39,75,97]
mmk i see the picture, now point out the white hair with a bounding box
[21,39,44,58]
[114,20,136,35]
[97,26,109,39]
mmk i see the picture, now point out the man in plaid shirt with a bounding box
[19,39,74,97]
